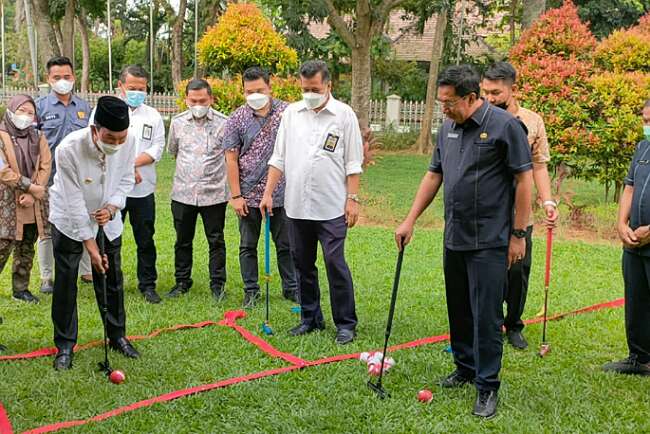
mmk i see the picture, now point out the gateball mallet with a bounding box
[261,216,273,336]
[96,226,125,383]
[539,227,554,358]
[368,244,405,399]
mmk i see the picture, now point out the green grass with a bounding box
[0,153,647,433]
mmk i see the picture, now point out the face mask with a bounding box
[644,125,650,141]
[99,140,120,155]
[303,92,327,110]
[125,90,146,108]
[190,105,209,119]
[246,93,270,111]
[9,111,34,130]
[51,79,74,95]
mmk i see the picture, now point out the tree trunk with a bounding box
[53,22,63,55]
[350,42,372,129]
[171,0,187,86]
[416,9,448,154]
[31,0,60,69]
[522,0,546,29]
[76,9,90,93]
[510,0,518,45]
[61,0,76,59]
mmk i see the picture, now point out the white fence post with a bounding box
[385,94,401,129]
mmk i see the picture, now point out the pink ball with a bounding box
[109,369,126,384]
[417,389,433,403]
[367,363,381,376]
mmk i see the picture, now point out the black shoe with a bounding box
[439,370,474,388]
[473,390,498,418]
[242,291,260,309]
[53,350,73,371]
[142,289,162,304]
[109,337,140,359]
[283,289,299,303]
[212,285,226,302]
[12,290,39,304]
[289,321,325,336]
[603,356,650,376]
[40,279,54,294]
[506,330,528,350]
[335,328,356,345]
[166,283,190,298]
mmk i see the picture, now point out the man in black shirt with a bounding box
[395,64,533,418]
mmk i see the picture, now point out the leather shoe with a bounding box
[166,282,190,298]
[506,330,528,350]
[109,337,140,359]
[439,370,474,388]
[289,321,325,336]
[473,390,498,418]
[603,356,650,375]
[283,289,299,303]
[12,290,39,304]
[211,285,226,302]
[53,350,73,370]
[242,291,260,309]
[335,328,356,345]
[40,279,54,294]
[142,289,162,304]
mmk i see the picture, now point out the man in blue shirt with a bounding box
[395,65,533,418]
[603,99,650,376]
[35,56,92,294]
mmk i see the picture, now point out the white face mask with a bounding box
[51,79,74,95]
[246,93,270,111]
[9,111,34,130]
[99,140,120,155]
[303,92,327,110]
[190,105,209,119]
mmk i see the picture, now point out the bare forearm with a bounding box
[134,153,155,167]
[532,163,553,202]
[346,174,360,195]
[405,172,442,224]
[263,166,283,197]
[618,186,634,227]
[225,154,242,196]
[513,170,533,229]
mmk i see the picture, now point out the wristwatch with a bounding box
[347,193,360,203]
[512,228,527,238]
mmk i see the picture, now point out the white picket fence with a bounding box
[0,87,440,131]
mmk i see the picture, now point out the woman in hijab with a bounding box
[0,94,51,316]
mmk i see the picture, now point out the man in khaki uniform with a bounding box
[481,61,559,350]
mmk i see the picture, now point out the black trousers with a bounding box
[622,250,650,364]
[171,200,227,290]
[444,247,507,392]
[51,225,126,351]
[122,194,157,293]
[504,225,533,332]
[289,216,357,330]
[238,207,297,294]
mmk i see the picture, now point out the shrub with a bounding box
[594,14,650,73]
[176,75,302,115]
[197,4,298,76]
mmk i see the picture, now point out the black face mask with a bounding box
[496,102,509,110]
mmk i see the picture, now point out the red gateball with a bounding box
[109,369,126,384]
[417,389,433,403]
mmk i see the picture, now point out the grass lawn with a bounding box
[0,152,647,433]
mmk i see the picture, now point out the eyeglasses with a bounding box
[437,95,470,109]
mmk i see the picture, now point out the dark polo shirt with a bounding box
[429,100,532,251]
[625,139,650,257]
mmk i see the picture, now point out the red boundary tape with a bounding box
[0,297,625,434]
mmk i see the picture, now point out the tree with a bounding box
[197,3,298,77]
[415,8,448,153]
[522,0,547,28]
[548,0,650,38]
[30,0,61,69]
[262,0,440,128]
[166,0,188,85]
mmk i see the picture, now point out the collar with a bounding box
[456,99,490,129]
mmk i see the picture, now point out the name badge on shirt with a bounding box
[84,177,93,184]
[323,133,339,152]
[447,133,459,139]
[639,160,650,165]
[142,124,153,140]
[43,113,60,122]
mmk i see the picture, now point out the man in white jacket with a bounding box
[49,96,140,371]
